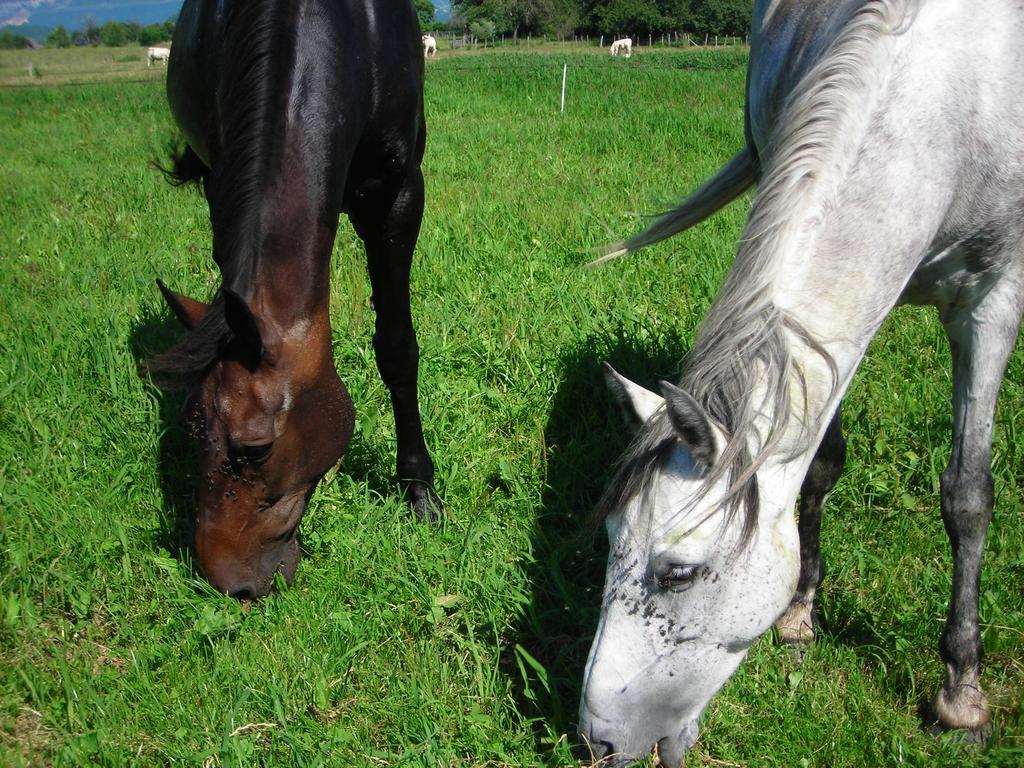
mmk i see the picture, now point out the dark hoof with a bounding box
[404,480,442,523]
[927,721,992,746]
[925,687,992,745]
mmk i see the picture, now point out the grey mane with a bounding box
[596,0,922,547]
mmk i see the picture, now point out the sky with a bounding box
[0,1,183,29]
[0,0,450,30]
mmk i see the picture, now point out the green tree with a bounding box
[100,20,133,47]
[579,0,751,35]
[688,0,750,35]
[590,0,664,34]
[455,0,567,40]
[47,24,71,48]
[0,30,29,49]
[659,0,693,30]
[415,0,436,28]
[138,23,168,46]
[469,17,497,40]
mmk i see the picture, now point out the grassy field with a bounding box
[0,46,167,88]
[1,45,1022,767]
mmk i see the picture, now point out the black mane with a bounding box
[150,0,294,383]
[207,0,293,295]
[146,293,230,384]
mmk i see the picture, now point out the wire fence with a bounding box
[435,31,748,50]
[0,41,747,90]
[0,72,165,89]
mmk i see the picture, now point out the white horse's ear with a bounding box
[603,363,664,430]
[658,380,716,467]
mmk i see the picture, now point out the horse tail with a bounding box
[589,144,758,266]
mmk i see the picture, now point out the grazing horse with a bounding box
[151,0,440,599]
[581,0,1024,763]
[147,46,170,67]
[609,38,632,58]
[422,34,437,58]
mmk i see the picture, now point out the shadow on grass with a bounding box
[508,326,689,753]
[127,303,200,564]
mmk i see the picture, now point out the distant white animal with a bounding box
[422,34,437,58]
[610,37,632,57]
[147,47,171,67]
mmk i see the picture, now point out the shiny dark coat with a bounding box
[153,0,439,597]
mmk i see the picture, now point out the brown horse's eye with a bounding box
[235,442,273,465]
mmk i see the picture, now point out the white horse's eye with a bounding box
[657,563,700,590]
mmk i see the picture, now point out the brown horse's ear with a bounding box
[157,279,210,330]
[222,288,264,363]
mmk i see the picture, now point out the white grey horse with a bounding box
[422,34,437,59]
[581,0,1024,764]
[610,38,632,57]
[147,46,171,67]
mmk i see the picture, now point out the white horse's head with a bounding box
[578,365,801,766]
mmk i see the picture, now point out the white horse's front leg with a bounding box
[775,407,846,644]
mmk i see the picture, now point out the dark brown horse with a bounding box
[151,0,440,599]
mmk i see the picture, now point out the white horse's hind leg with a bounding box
[775,408,846,644]
[934,269,1024,734]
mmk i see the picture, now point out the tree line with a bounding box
[0,18,175,50]
[0,0,750,51]
[438,0,753,38]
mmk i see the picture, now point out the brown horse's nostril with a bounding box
[229,587,256,601]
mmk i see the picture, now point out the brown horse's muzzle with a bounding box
[194,490,309,599]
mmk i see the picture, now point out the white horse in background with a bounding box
[422,34,437,59]
[147,47,171,67]
[581,0,1024,764]
[610,37,632,57]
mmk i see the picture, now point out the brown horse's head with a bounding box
[154,281,354,598]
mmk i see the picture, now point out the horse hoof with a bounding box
[931,684,991,739]
[774,602,816,645]
[406,482,443,523]
[927,720,993,746]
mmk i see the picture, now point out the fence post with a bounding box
[560,64,567,113]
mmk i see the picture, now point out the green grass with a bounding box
[0,46,167,87]
[1,49,1021,767]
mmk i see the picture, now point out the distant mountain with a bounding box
[0,1,451,32]
[10,23,49,40]
[0,1,183,31]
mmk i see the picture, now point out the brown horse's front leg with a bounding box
[350,167,441,522]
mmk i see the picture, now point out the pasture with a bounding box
[1,45,1022,767]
